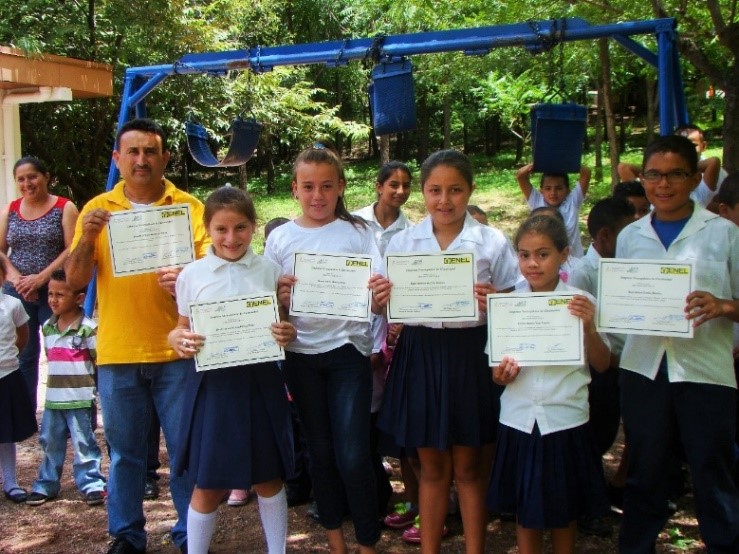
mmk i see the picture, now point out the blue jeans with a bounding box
[32,407,105,496]
[98,361,192,550]
[285,344,380,546]
[3,283,51,413]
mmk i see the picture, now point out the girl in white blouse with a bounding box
[487,213,610,554]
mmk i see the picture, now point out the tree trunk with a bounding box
[723,83,739,172]
[180,139,189,191]
[443,96,451,149]
[238,164,247,190]
[418,91,429,162]
[599,39,620,187]
[645,74,656,143]
[379,134,390,166]
[594,87,604,183]
[265,136,275,194]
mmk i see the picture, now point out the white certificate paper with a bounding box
[290,252,373,321]
[385,252,478,323]
[189,293,284,371]
[487,292,584,366]
[597,259,694,338]
[108,204,196,276]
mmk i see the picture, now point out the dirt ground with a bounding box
[1,360,706,553]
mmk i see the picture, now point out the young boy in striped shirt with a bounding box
[27,269,106,506]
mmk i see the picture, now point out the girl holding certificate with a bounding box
[167,186,297,554]
[487,214,611,554]
[264,145,387,554]
[377,150,520,553]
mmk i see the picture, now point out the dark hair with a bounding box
[49,268,86,295]
[0,255,5,277]
[377,161,412,185]
[115,118,169,152]
[264,217,290,239]
[540,173,570,190]
[674,124,703,137]
[586,197,635,238]
[13,156,49,177]
[715,172,739,208]
[613,180,646,200]
[292,145,364,227]
[420,150,473,190]
[530,205,565,224]
[642,135,698,173]
[467,205,486,218]
[515,213,569,252]
[203,186,257,227]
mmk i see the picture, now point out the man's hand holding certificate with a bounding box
[108,204,196,276]
[597,259,695,337]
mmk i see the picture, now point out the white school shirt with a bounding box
[0,291,30,379]
[175,246,281,316]
[264,218,382,356]
[385,213,520,328]
[690,165,728,208]
[499,281,606,436]
[352,203,411,257]
[616,206,738,388]
[527,183,585,258]
[568,244,625,356]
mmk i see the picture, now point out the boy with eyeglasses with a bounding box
[615,135,739,553]
[26,269,106,507]
[516,163,592,258]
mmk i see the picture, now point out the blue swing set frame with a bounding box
[86,16,688,313]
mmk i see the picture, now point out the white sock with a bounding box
[186,505,217,554]
[0,443,19,492]
[258,487,287,554]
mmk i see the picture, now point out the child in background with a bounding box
[378,150,520,553]
[26,269,106,506]
[265,145,387,554]
[613,180,651,219]
[488,214,611,554]
[353,161,414,521]
[169,186,296,554]
[616,135,739,552]
[516,163,592,258]
[0,256,32,503]
[466,205,488,225]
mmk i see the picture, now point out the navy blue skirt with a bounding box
[174,361,294,490]
[0,370,37,443]
[487,422,610,529]
[377,325,502,450]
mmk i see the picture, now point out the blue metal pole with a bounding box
[657,27,676,135]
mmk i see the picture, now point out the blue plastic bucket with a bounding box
[531,103,587,174]
[369,60,417,135]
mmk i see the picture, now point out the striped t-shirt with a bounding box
[42,313,97,409]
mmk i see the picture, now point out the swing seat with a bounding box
[368,59,417,135]
[186,118,262,168]
[531,103,586,174]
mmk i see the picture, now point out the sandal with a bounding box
[4,487,28,504]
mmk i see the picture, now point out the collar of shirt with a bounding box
[107,178,179,210]
[409,213,484,248]
[45,313,85,335]
[202,246,256,271]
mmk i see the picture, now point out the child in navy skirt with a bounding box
[0,257,33,504]
[168,187,296,554]
[377,150,520,553]
[487,214,610,553]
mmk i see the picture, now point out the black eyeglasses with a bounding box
[641,170,693,184]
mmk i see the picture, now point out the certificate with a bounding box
[487,292,584,366]
[290,252,373,321]
[597,259,695,337]
[189,293,284,371]
[108,204,196,277]
[385,252,478,323]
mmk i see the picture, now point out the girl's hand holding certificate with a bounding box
[271,321,297,347]
[492,356,521,385]
[168,327,205,359]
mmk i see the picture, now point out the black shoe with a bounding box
[306,500,321,522]
[607,483,625,511]
[86,490,106,506]
[106,537,145,554]
[26,492,50,506]
[286,488,311,507]
[578,515,612,538]
[143,478,159,500]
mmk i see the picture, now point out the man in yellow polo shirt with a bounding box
[66,118,209,554]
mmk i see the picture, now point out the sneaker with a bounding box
[26,492,50,506]
[86,490,106,506]
[227,489,250,506]
[384,502,418,529]
[106,537,145,554]
[306,500,321,522]
[143,478,159,500]
[401,515,448,544]
[607,483,625,512]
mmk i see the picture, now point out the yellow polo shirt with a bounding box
[70,179,209,365]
